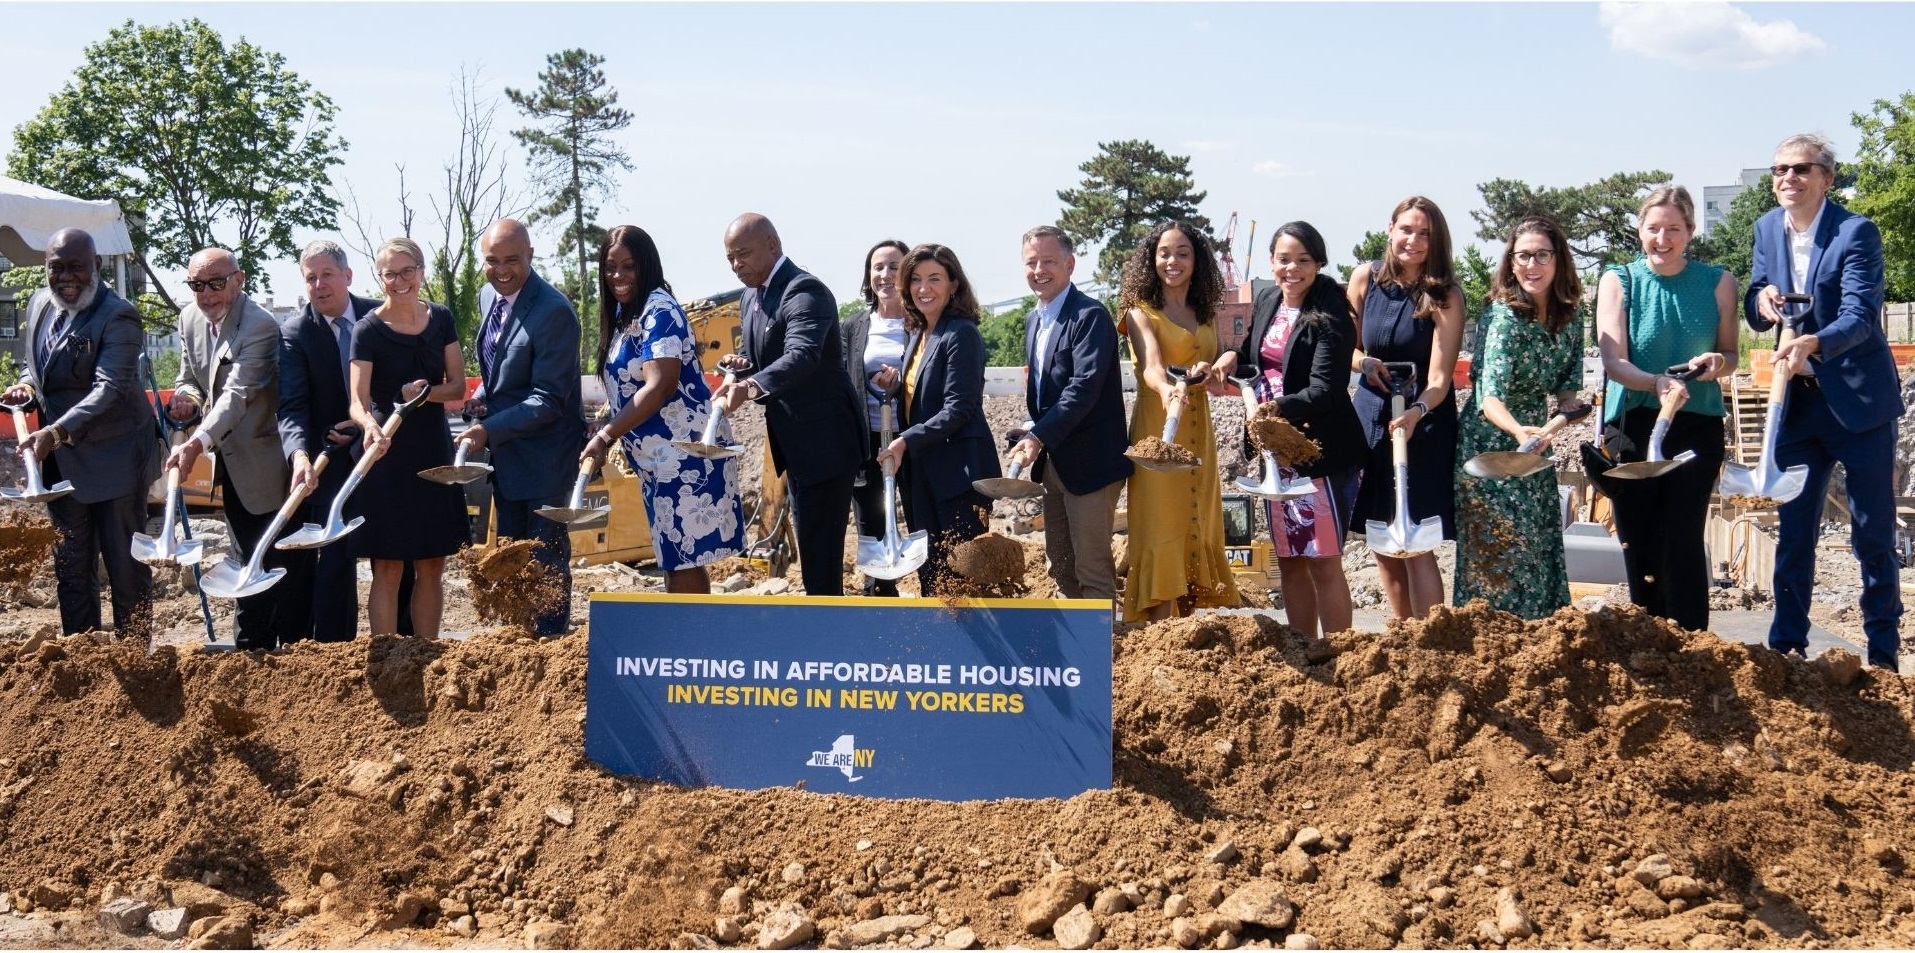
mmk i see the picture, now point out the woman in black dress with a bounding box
[349,237,470,637]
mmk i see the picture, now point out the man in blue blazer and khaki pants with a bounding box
[464,219,585,635]
[1746,133,1907,672]
[1009,226,1132,604]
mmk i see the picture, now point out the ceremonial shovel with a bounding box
[1717,295,1812,507]
[1463,404,1593,480]
[1364,364,1443,558]
[276,384,432,550]
[201,453,332,599]
[974,425,1042,500]
[418,436,493,485]
[1228,367,1317,501]
[1124,365,1200,473]
[856,403,928,580]
[673,362,748,460]
[1606,364,1702,481]
[538,456,611,526]
[1,399,75,504]
[130,466,205,566]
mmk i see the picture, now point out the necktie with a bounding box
[40,309,69,373]
[480,296,509,370]
[334,314,354,384]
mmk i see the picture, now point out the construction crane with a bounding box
[1218,212,1240,293]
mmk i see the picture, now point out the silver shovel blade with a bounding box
[973,476,1043,500]
[1366,516,1444,558]
[672,440,745,460]
[856,530,929,580]
[1716,462,1759,497]
[1607,450,1696,481]
[274,516,366,550]
[418,463,494,485]
[2,479,75,503]
[200,557,287,600]
[1464,451,1553,480]
[1233,474,1316,501]
[1125,450,1199,473]
[537,505,611,526]
[132,533,206,566]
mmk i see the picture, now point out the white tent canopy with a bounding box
[0,175,136,266]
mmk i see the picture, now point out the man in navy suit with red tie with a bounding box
[714,213,864,596]
[1008,226,1131,604]
[1746,133,1907,671]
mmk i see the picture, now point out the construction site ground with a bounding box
[1,373,1913,950]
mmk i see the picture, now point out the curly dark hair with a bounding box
[898,243,980,333]
[1490,215,1582,335]
[1118,221,1222,325]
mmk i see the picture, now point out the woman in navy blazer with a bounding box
[875,244,1001,592]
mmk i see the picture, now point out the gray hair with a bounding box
[1774,133,1836,171]
[299,240,351,271]
[1022,225,1074,255]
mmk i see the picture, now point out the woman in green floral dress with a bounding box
[1454,217,1589,618]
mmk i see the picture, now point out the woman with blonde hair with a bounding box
[349,237,469,637]
[1590,186,1738,631]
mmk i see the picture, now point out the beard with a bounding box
[58,279,99,316]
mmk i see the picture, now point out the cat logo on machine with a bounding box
[1225,547,1253,568]
[804,734,876,781]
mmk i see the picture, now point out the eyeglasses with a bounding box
[1771,162,1827,179]
[1513,250,1556,266]
[185,271,239,293]
[378,266,421,283]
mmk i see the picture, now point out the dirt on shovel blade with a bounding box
[1249,403,1323,467]
[1129,435,1198,466]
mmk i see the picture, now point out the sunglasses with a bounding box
[185,271,238,293]
[1771,162,1827,179]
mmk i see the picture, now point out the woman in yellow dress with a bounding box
[1120,221,1241,622]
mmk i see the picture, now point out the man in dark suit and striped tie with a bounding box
[714,213,864,596]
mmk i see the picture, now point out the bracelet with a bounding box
[596,427,618,445]
[1411,400,1430,415]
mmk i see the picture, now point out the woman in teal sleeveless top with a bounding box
[1592,186,1740,631]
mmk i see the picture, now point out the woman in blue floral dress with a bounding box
[581,225,744,592]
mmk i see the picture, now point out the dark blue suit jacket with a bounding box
[901,317,1000,503]
[1745,200,1905,433]
[745,259,863,487]
[21,283,159,503]
[1233,282,1367,478]
[476,272,584,502]
[278,293,381,463]
[1023,284,1132,495]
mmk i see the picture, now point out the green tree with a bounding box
[1472,171,1671,271]
[507,48,634,363]
[5,19,345,292]
[979,297,1036,367]
[1849,91,1915,302]
[1056,139,1212,286]
[1339,230,1389,284]
[1690,176,1777,286]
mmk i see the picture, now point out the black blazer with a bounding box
[898,317,1000,502]
[745,259,864,487]
[1233,282,1367,478]
[1023,284,1131,495]
[278,293,381,463]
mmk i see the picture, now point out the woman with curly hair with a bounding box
[1347,196,1466,620]
[1119,221,1241,622]
[873,243,1000,592]
[1453,216,1588,618]
[581,224,744,594]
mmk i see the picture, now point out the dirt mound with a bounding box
[0,508,58,603]
[2,603,1914,948]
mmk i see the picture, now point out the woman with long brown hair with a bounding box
[1347,196,1466,620]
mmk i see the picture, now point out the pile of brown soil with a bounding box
[3,603,1914,949]
[1722,494,1784,511]
[948,533,1026,594]
[1247,404,1321,467]
[0,509,58,604]
[1128,435,1198,467]
[457,540,564,630]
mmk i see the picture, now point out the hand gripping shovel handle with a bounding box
[257,454,331,560]
[700,365,745,446]
[1516,403,1593,454]
[566,455,598,510]
[1389,393,1411,469]
[348,385,432,479]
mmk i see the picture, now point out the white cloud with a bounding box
[1252,160,1305,179]
[1184,139,1233,153]
[1599,1,1825,69]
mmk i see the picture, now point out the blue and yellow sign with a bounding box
[584,594,1113,801]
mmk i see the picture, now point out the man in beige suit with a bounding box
[167,247,298,649]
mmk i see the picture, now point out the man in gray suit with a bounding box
[167,247,297,649]
[4,228,160,637]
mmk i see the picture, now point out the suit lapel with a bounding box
[488,282,531,383]
[1803,204,1837,314]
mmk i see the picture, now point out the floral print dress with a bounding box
[603,289,744,571]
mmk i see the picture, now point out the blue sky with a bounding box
[0,2,1904,310]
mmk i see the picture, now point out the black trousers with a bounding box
[1599,408,1725,632]
[279,455,412,643]
[218,461,309,650]
[789,470,857,596]
[906,480,990,595]
[848,433,899,597]
[496,492,572,635]
[43,459,150,638]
